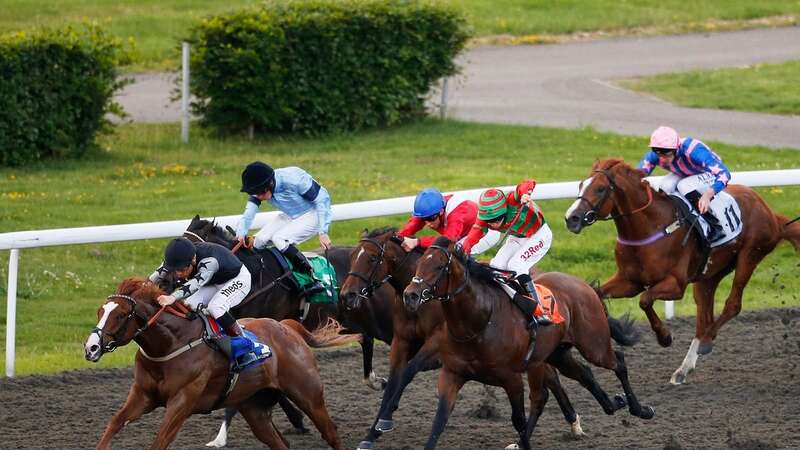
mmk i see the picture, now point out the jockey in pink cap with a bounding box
[639,126,731,242]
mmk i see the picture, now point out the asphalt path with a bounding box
[116,27,800,148]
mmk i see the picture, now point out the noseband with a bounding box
[347,238,395,299]
[90,294,151,354]
[574,169,653,225]
[411,244,469,304]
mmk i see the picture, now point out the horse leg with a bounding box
[670,274,722,385]
[700,249,768,354]
[547,346,626,416]
[278,394,309,434]
[361,335,386,391]
[611,349,655,420]
[599,273,643,299]
[238,398,289,450]
[282,378,343,450]
[639,276,685,347]
[206,407,237,448]
[96,383,156,450]
[424,369,466,450]
[149,384,205,450]
[503,375,532,450]
[542,363,583,436]
[508,366,549,450]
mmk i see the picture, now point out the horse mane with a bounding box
[365,226,398,238]
[187,216,234,242]
[431,236,500,287]
[593,158,646,180]
[115,277,163,303]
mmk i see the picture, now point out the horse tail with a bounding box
[281,318,361,349]
[777,214,800,252]
[607,313,641,347]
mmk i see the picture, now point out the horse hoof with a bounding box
[357,441,375,450]
[375,419,395,433]
[657,332,673,347]
[639,405,655,420]
[697,341,713,355]
[613,394,628,410]
[283,426,310,435]
[205,438,226,448]
[504,444,520,450]
[670,370,686,385]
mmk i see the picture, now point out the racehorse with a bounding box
[341,228,586,450]
[565,158,800,384]
[184,217,395,446]
[84,277,356,450]
[404,237,654,450]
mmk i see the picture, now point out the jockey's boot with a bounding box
[217,311,270,370]
[283,244,326,296]
[702,211,724,242]
[515,273,553,327]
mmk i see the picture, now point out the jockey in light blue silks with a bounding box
[236,161,332,296]
[638,126,732,242]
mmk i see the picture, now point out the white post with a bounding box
[5,249,19,377]
[665,300,674,320]
[440,77,449,119]
[181,42,190,144]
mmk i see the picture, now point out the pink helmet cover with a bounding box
[649,126,680,150]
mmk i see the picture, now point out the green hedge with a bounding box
[0,25,131,166]
[187,0,470,135]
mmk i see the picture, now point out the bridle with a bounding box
[574,168,653,226]
[410,244,470,304]
[346,237,401,300]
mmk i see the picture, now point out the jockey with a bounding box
[639,126,731,242]
[397,188,501,254]
[461,180,553,327]
[236,161,332,296]
[149,237,270,369]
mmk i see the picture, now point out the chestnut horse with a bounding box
[341,228,586,450]
[565,159,800,384]
[183,217,395,446]
[84,277,357,450]
[403,237,653,450]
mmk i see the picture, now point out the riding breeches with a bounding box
[490,223,552,275]
[253,210,319,251]
[183,265,252,318]
[658,172,716,197]
[458,229,502,255]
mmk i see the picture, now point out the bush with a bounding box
[187,0,470,135]
[0,24,132,166]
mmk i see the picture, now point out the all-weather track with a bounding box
[1,308,798,449]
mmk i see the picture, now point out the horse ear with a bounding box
[360,228,369,238]
[226,225,236,235]
[191,214,200,224]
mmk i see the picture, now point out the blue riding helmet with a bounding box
[413,188,446,218]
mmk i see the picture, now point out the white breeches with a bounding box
[489,223,553,275]
[183,266,251,318]
[254,210,319,251]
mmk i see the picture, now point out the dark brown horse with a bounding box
[341,228,587,450]
[404,237,653,450]
[183,217,395,446]
[84,277,357,450]
[564,158,800,384]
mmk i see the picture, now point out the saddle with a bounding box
[197,310,271,372]
[492,271,564,325]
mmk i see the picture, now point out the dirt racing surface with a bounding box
[2,308,798,450]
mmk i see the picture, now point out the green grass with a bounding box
[2,1,799,70]
[1,120,798,375]
[620,60,800,116]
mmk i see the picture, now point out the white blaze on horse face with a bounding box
[85,302,118,351]
[565,176,594,220]
[354,247,366,265]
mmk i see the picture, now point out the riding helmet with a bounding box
[240,161,275,195]
[649,126,680,150]
[164,237,196,271]
[478,188,508,221]
[412,188,446,218]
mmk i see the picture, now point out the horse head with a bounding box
[184,214,236,247]
[565,158,651,233]
[340,227,405,311]
[403,236,467,313]
[84,277,162,362]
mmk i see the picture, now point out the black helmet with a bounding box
[163,237,196,271]
[240,161,275,195]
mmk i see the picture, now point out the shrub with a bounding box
[187,0,470,135]
[0,24,132,166]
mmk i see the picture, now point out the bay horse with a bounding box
[404,237,654,450]
[184,217,395,446]
[84,277,357,450]
[565,158,800,384]
[341,228,586,450]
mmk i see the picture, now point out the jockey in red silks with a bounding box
[461,179,553,327]
[397,188,501,255]
[639,126,732,241]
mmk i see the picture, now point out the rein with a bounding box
[575,169,654,224]
[348,236,413,299]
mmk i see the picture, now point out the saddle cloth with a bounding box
[531,284,565,324]
[670,192,743,248]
